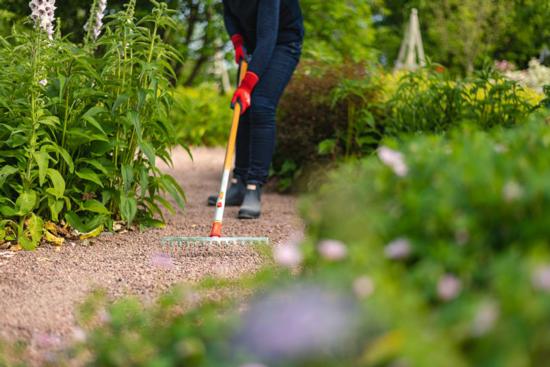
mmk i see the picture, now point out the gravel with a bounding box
[0,147,303,364]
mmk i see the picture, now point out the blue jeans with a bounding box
[234,41,302,184]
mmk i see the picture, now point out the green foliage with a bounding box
[295,112,550,366]
[171,84,232,146]
[387,66,537,134]
[0,1,186,248]
[274,62,540,192]
[300,0,376,62]
[58,112,550,367]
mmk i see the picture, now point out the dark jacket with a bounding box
[223,0,304,77]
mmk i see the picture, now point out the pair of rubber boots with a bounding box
[207,177,261,219]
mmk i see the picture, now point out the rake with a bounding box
[162,58,269,255]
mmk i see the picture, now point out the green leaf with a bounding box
[46,169,66,199]
[318,139,337,155]
[19,214,43,251]
[42,145,74,173]
[139,141,156,165]
[81,200,111,215]
[65,211,107,234]
[82,106,107,135]
[16,191,37,216]
[0,165,18,187]
[76,168,104,187]
[120,194,138,227]
[48,198,64,222]
[160,174,186,209]
[34,151,50,186]
[121,164,134,192]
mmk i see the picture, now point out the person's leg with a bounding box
[239,42,302,218]
[247,42,302,185]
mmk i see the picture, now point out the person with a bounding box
[208,0,304,219]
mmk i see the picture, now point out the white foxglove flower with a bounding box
[39,79,48,87]
[378,146,409,177]
[29,0,57,40]
[85,0,108,41]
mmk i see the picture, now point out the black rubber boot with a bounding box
[238,183,262,219]
[207,177,246,206]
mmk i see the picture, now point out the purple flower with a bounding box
[236,285,358,362]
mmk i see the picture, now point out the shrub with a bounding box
[274,60,388,191]
[0,2,186,249]
[295,111,550,366]
[386,66,540,135]
[171,84,232,146]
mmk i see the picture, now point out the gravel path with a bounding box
[0,147,302,363]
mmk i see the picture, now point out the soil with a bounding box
[0,147,303,365]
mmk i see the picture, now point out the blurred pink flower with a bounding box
[532,265,550,291]
[437,274,462,301]
[472,301,499,336]
[353,276,375,299]
[32,332,61,349]
[378,147,408,177]
[502,181,524,202]
[318,239,348,261]
[72,327,87,342]
[384,238,412,260]
[273,245,303,268]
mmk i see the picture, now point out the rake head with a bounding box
[161,236,270,257]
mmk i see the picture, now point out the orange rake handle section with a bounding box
[210,60,249,238]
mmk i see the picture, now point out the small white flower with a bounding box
[472,301,499,336]
[353,276,375,299]
[532,265,550,292]
[378,146,408,177]
[39,79,48,87]
[318,239,348,261]
[273,244,303,268]
[437,274,462,301]
[502,181,524,202]
[384,237,412,260]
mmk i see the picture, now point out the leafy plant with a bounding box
[387,65,538,135]
[0,1,186,249]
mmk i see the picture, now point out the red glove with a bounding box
[231,34,246,65]
[231,71,259,115]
